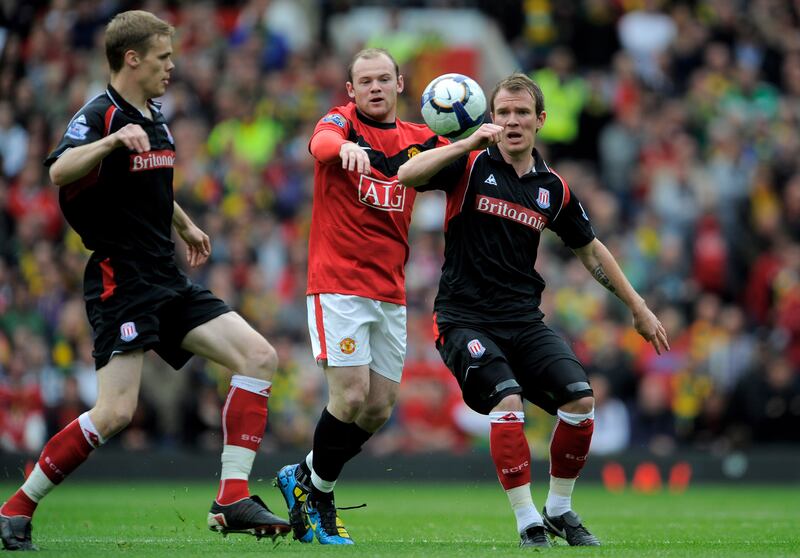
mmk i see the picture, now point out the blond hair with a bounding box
[489,73,545,115]
[105,10,174,73]
[347,48,400,82]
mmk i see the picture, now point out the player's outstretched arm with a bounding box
[172,201,211,268]
[49,123,150,186]
[572,238,670,354]
[398,123,503,188]
[309,129,372,175]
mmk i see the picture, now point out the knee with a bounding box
[330,382,370,422]
[242,339,278,380]
[560,396,595,416]
[91,405,135,438]
[357,402,393,431]
[492,394,524,413]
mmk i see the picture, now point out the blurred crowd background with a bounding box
[1,0,800,462]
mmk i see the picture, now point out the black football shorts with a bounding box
[435,319,593,415]
[83,253,231,370]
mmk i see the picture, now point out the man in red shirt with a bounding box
[276,48,448,545]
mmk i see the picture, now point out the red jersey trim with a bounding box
[313,294,327,361]
[445,150,485,232]
[99,258,116,301]
[103,106,117,136]
[551,169,570,221]
[432,312,443,344]
[64,105,117,201]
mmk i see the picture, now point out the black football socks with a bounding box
[309,408,373,503]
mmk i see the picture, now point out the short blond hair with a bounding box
[105,10,174,73]
[490,73,545,115]
[347,48,399,82]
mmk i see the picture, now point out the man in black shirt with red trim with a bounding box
[399,73,669,548]
[0,11,289,551]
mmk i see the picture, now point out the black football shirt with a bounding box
[45,85,177,259]
[421,145,596,326]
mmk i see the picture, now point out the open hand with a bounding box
[340,142,371,175]
[176,222,211,268]
[632,303,671,355]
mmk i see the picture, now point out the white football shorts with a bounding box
[307,293,407,383]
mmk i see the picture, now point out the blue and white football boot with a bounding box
[304,497,354,545]
[275,464,313,543]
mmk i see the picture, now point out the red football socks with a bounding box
[0,489,36,518]
[216,375,270,505]
[2,412,104,519]
[221,381,269,453]
[489,412,531,490]
[37,417,96,484]
[216,479,249,505]
[549,415,594,479]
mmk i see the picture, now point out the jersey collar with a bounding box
[487,145,551,176]
[355,107,397,129]
[106,84,162,120]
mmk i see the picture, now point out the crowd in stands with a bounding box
[1,0,799,460]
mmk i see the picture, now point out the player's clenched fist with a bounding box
[339,141,371,175]
[463,123,503,151]
[113,123,150,153]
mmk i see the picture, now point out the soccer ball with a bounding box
[420,73,486,140]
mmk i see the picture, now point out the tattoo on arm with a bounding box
[592,265,617,294]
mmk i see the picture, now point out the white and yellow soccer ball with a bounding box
[420,73,487,140]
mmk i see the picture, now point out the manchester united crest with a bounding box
[339,337,356,354]
[407,146,421,159]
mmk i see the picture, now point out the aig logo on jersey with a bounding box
[358,175,406,212]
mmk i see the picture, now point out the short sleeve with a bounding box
[44,106,106,167]
[310,111,350,142]
[415,153,469,193]
[548,186,596,249]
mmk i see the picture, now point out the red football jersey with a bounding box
[307,102,447,304]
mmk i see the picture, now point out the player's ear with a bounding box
[345,81,355,99]
[396,74,404,94]
[124,48,140,69]
[536,110,546,132]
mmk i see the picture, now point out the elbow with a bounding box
[397,164,410,185]
[398,164,421,189]
[309,147,328,164]
[49,165,65,187]
[311,149,340,165]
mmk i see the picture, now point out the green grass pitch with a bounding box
[1,481,798,556]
